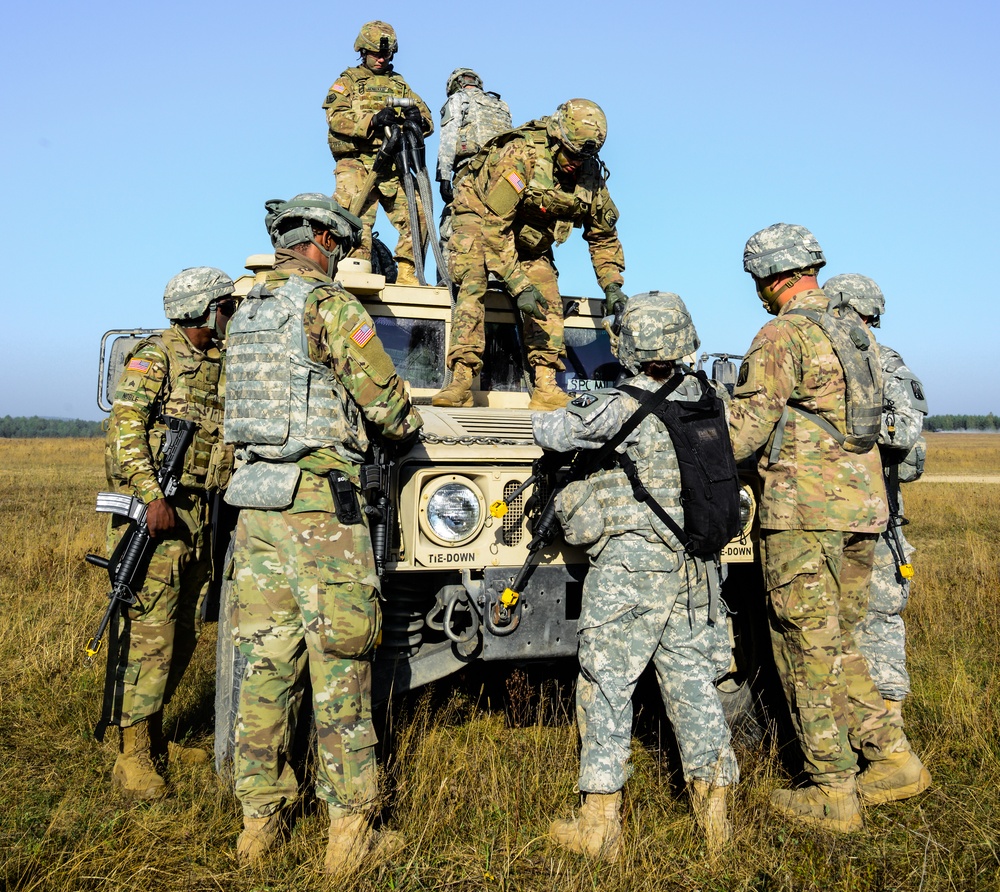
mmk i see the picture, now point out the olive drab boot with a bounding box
[432,361,475,407]
[689,780,732,855]
[768,781,863,833]
[528,365,570,411]
[548,791,622,860]
[324,812,373,877]
[857,743,931,804]
[113,721,168,801]
[237,812,287,866]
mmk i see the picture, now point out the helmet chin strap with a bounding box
[311,237,344,278]
[756,271,805,314]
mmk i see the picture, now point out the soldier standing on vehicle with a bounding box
[223,194,422,874]
[823,273,928,731]
[104,267,236,799]
[432,98,626,412]
[323,21,434,285]
[536,292,738,859]
[729,224,931,833]
[436,68,511,258]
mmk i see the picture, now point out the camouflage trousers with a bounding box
[230,472,381,820]
[446,213,565,372]
[855,522,914,701]
[334,156,428,277]
[762,528,904,786]
[107,490,212,727]
[575,536,738,793]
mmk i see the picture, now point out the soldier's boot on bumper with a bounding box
[237,812,287,866]
[769,781,863,833]
[689,780,732,855]
[431,361,475,408]
[113,721,168,801]
[528,365,570,411]
[394,261,420,286]
[858,743,931,804]
[548,791,622,860]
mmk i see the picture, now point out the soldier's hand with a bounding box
[403,105,426,129]
[146,498,177,539]
[439,180,454,204]
[516,285,546,321]
[603,283,627,318]
[371,107,397,133]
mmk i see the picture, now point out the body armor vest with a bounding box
[224,276,369,465]
[327,67,411,156]
[454,90,512,164]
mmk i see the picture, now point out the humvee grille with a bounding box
[502,480,525,546]
[452,411,534,440]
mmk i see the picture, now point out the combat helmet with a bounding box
[547,98,607,157]
[823,273,885,327]
[743,223,826,279]
[616,291,701,374]
[446,67,483,95]
[163,267,235,325]
[265,193,363,277]
[355,20,397,57]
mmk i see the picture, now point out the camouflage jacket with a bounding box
[436,88,512,184]
[729,288,888,533]
[323,65,433,159]
[452,120,624,296]
[878,343,927,457]
[106,324,226,503]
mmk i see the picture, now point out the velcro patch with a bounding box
[332,82,346,93]
[571,393,597,408]
[350,322,376,348]
[506,171,525,192]
[127,359,151,373]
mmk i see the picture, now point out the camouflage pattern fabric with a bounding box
[436,87,512,187]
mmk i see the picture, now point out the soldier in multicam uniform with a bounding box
[432,98,627,412]
[536,292,738,860]
[729,224,930,833]
[323,21,433,285]
[823,274,928,731]
[104,266,236,799]
[223,194,422,875]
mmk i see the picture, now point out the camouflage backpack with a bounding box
[453,90,511,161]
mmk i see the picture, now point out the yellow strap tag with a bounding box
[490,499,508,519]
[899,563,915,579]
[501,587,519,608]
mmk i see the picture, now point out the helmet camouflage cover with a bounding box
[446,67,483,95]
[264,193,363,251]
[354,20,397,55]
[743,223,827,279]
[823,273,885,326]
[546,98,607,157]
[163,266,235,323]
[616,291,700,373]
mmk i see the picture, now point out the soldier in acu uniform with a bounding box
[823,274,928,731]
[105,267,236,799]
[729,224,930,833]
[536,293,738,859]
[223,194,422,875]
[432,98,626,411]
[323,21,433,284]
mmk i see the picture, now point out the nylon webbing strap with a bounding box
[94,607,129,742]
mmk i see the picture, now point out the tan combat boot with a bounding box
[769,782,862,833]
[548,791,622,860]
[432,362,475,408]
[858,744,931,804]
[146,710,210,765]
[237,812,286,866]
[394,262,419,286]
[113,721,167,801]
[324,812,373,877]
[689,780,733,856]
[528,365,569,411]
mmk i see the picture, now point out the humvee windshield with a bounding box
[374,316,447,390]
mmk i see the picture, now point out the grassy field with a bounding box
[0,435,998,892]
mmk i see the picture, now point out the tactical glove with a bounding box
[603,283,627,318]
[439,180,454,204]
[403,105,426,129]
[371,107,398,132]
[516,285,546,321]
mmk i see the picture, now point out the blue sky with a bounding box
[2,0,996,420]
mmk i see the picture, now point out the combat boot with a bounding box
[528,365,569,411]
[858,744,931,804]
[147,710,210,765]
[394,262,419,286]
[769,782,862,833]
[113,721,167,801]
[689,780,732,856]
[237,812,286,866]
[432,362,475,408]
[548,791,622,860]
[324,812,373,877]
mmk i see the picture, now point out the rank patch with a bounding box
[506,172,525,192]
[571,393,598,408]
[127,359,151,373]
[350,322,375,348]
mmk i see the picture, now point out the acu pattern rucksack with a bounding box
[456,90,512,161]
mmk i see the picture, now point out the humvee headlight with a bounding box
[739,485,755,534]
[420,477,485,546]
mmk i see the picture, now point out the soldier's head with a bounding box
[265,193,363,278]
[616,291,700,376]
[547,98,607,174]
[446,68,483,95]
[355,20,397,71]
[822,273,885,327]
[162,267,236,343]
[743,223,826,315]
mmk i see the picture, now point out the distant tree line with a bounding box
[0,416,104,438]
[925,414,999,432]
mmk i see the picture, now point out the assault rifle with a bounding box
[360,440,396,578]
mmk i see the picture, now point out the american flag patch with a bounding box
[127,358,151,372]
[350,322,375,348]
[332,82,346,93]
[506,172,526,192]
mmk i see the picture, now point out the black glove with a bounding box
[371,107,397,132]
[403,105,426,128]
[603,283,627,318]
[516,285,546,321]
[439,180,454,204]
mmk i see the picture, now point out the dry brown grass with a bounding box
[1,436,998,891]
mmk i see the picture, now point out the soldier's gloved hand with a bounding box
[371,107,397,133]
[403,105,426,129]
[603,283,627,318]
[516,285,546,321]
[439,180,454,204]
